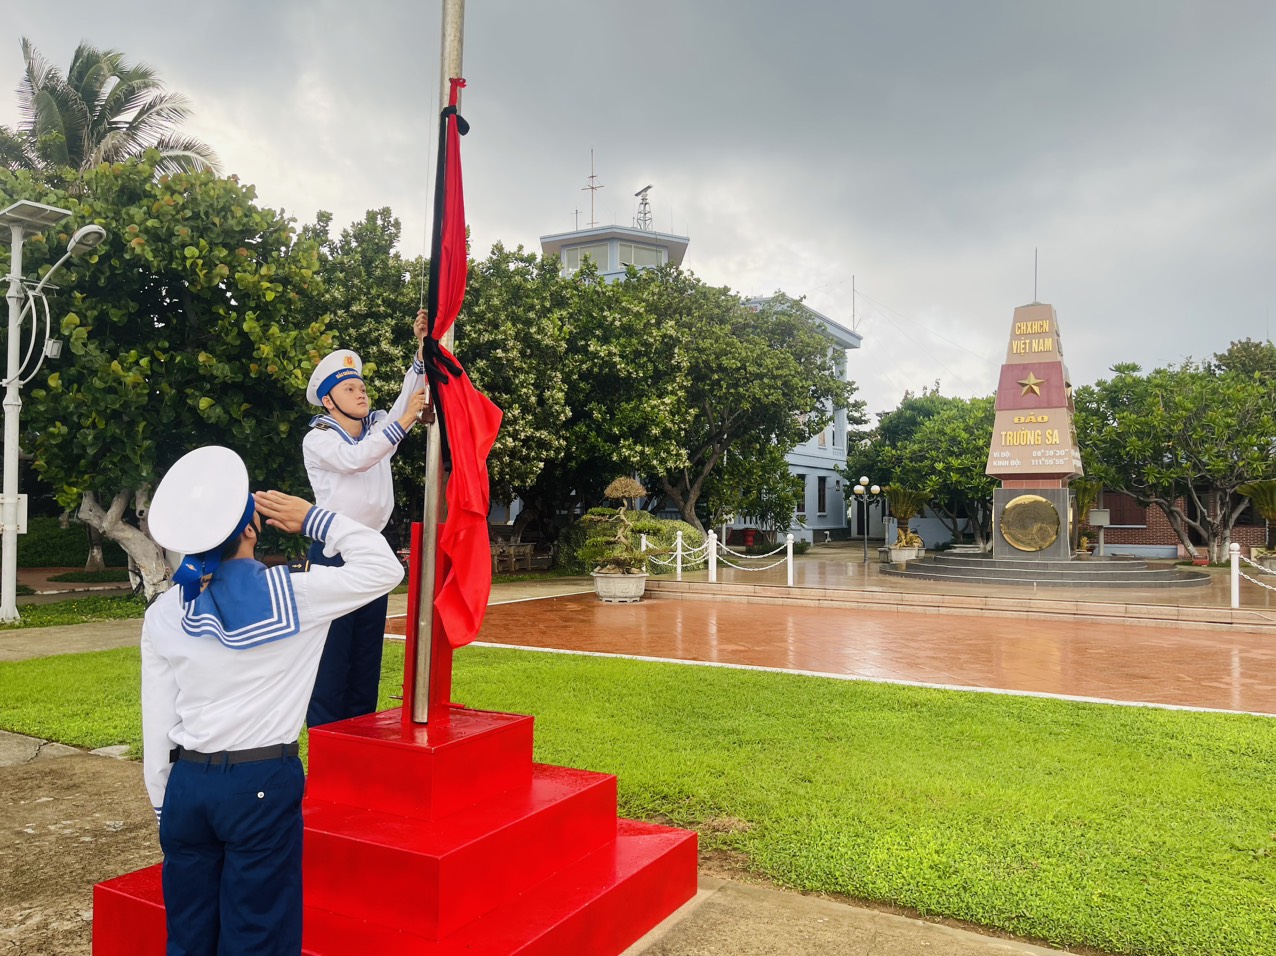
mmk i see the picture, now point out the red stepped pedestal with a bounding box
[93,706,698,955]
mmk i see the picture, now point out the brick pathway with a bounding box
[389,591,1276,715]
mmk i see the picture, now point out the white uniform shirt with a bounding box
[140,507,405,812]
[302,358,426,538]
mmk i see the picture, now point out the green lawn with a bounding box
[0,642,1272,956]
[0,595,146,629]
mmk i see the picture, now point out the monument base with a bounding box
[992,487,1073,560]
[92,708,697,955]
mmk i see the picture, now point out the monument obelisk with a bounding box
[985,302,1083,559]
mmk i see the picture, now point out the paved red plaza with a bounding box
[390,591,1276,716]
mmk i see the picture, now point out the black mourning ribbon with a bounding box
[421,102,471,472]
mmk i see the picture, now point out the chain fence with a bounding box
[642,531,795,586]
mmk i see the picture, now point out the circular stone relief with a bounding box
[1000,494,1060,552]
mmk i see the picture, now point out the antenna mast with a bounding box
[581,150,604,228]
[634,184,653,231]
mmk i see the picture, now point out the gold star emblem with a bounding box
[1018,371,1045,396]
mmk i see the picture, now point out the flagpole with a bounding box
[413,0,464,724]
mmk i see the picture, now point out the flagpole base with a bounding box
[93,707,697,955]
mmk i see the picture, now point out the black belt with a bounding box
[170,742,299,766]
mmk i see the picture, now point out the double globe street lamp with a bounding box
[1,201,107,621]
[851,476,883,563]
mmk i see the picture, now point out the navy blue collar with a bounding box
[309,413,372,445]
[181,559,300,648]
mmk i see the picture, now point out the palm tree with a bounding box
[10,38,219,175]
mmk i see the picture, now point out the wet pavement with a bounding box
[388,562,1276,716]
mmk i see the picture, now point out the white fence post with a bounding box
[786,533,794,587]
[708,530,718,583]
[676,530,684,582]
[1231,542,1240,608]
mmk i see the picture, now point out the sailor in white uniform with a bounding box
[142,445,404,956]
[302,315,430,726]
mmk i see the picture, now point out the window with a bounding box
[1104,491,1147,527]
[564,243,609,272]
[817,429,827,448]
[617,242,663,268]
[817,477,827,515]
[795,474,807,516]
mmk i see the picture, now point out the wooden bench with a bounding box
[491,542,535,573]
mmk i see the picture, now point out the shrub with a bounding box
[557,510,707,574]
[18,517,127,568]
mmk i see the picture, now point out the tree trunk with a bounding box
[78,489,171,601]
[660,477,706,533]
[84,524,106,572]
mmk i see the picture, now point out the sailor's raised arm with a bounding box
[385,310,431,423]
[254,490,404,624]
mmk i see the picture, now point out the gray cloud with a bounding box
[3,1,1274,418]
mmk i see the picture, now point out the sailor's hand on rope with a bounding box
[399,388,433,428]
[414,310,429,341]
[253,491,314,534]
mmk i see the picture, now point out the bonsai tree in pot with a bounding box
[582,477,652,603]
[884,486,929,561]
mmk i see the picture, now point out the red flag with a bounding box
[423,78,503,649]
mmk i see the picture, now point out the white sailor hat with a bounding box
[306,349,364,406]
[149,446,252,554]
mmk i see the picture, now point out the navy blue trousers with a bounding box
[159,756,306,956]
[305,542,389,728]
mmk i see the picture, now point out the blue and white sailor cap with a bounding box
[306,349,364,406]
[149,447,255,601]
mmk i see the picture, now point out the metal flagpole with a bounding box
[412,0,465,724]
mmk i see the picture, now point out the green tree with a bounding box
[702,444,804,538]
[1075,362,1276,562]
[7,38,218,175]
[2,155,329,597]
[886,395,997,548]
[845,384,954,489]
[1209,338,1276,378]
[457,243,571,510]
[605,276,858,531]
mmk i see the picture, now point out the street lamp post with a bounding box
[851,476,883,563]
[0,201,106,622]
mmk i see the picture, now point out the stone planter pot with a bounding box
[888,547,918,564]
[592,571,649,603]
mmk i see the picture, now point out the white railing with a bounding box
[1230,542,1276,607]
[642,530,795,587]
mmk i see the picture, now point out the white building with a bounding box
[539,199,862,542]
[540,224,689,281]
[741,298,862,544]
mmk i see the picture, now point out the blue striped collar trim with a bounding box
[412,357,426,374]
[309,413,372,445]
[181,563,300,649]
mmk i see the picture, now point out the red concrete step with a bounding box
[306,707,534,822]
[92,865,165,956]
[300,819,698,956]
[93,820,697,956]
[303,763,619,938]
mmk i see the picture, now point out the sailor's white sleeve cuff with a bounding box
[303,507,337,542]
[412,357,426,374]
[383,421,407,445]
[154,807,162,823]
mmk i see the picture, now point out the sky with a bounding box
[3,1,1274,420]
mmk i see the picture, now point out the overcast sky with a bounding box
[4,1,1274,419]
